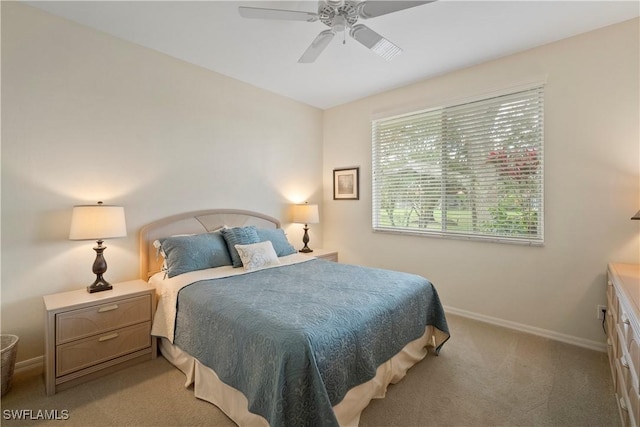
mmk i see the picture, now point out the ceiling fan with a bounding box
[238,1,434,63]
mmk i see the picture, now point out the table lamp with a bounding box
[293,203,319,253]
[69,201,127,293]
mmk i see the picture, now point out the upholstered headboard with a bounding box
[139,209,281,279]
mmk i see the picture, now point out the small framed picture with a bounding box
[333,167,359,200]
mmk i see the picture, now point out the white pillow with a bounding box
[234,241,280,272]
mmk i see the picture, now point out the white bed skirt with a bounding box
[160,326,437,426]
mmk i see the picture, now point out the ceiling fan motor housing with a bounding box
[319,1,359,31]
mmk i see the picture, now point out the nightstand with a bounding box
[43,279,156,395]
[302,248,338,262]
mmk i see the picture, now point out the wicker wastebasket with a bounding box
[1,334,19,396]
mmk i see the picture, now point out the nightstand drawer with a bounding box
[56,295,151,344]
[56,321,151,377]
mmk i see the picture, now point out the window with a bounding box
[372,86,544,245]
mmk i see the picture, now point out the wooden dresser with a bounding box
[43,280,156,395]
[607,263,640,426]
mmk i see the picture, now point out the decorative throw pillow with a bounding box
[256,228,297,257]
[234,241,280,272]
[220,226,261,267]
[157,231,232,278]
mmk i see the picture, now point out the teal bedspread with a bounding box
[173,258,449,426]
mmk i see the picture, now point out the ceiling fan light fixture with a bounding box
[332,15,347,32]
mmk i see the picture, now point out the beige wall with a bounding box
[1,3,324,362]
[323,18,640,348]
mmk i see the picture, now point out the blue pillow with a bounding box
[158,231,232,278]
[256,228,296,257]
[220,226,261,267]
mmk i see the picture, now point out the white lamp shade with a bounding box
[293,204,319,224]
[69,205,127,240]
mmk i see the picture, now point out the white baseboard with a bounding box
[444,305,607,353]
[15,355,44,375]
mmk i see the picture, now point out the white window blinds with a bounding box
[372,86,544,244]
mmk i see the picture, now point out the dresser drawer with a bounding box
[609,337,619,389]
[609,308,619,354]
[626,377,640,427]
[620,305,634,344]
[608,277,619,316]
[619,328,626,372]
[56,295,151,344]
[56,321,151,377]
[617,361,632,427]
[630,334,640,381]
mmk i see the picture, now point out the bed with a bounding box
[140,209,449,426]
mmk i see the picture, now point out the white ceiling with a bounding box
[27,0,639,109]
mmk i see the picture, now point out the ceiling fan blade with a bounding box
[357,1,434,19]
[349,24,402,61]
[298,30,336,63]
[238,6,318,22]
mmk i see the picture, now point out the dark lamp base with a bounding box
[87,274,113,294]
[87,242,113,293]
[87,277,113,293]
[299,224,313,254]
[87,285,113,293]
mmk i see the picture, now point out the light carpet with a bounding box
[1,314,619,426]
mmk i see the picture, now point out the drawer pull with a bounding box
[98,332,119,342]
[621,355,630,369]
[620,397,629,412]
[98,304,119,313]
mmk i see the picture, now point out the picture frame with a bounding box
[333,167,359,200]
